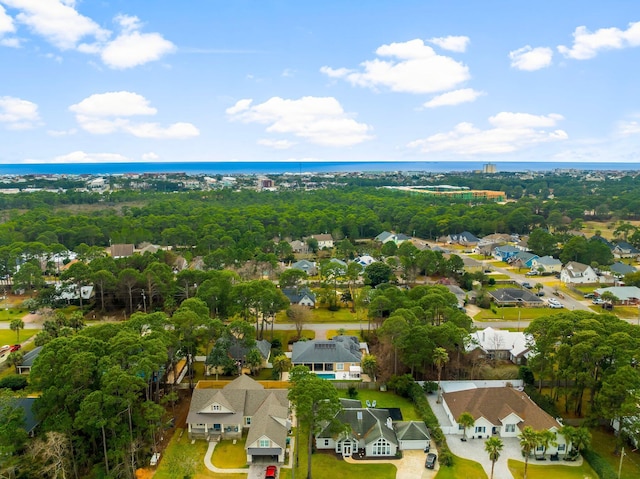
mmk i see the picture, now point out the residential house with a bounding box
[110,243,135,259]
[594,286,640,305]
[509,252,539,270]
[514,237,530,252]
[442,387,568,457]
[289,240,308,254]
[374,231,395,244]
[354,255,376,267]
[611,241,640,259]
[466,327,533,365]
[187,375,290,464]
[451,231,480,246]
[14,397,40,436]
[609,262,637,278]
[16,346,42,374]
[493,245,521,262]
[530,255,562,274]
[282,287,316,307]
[488,288,545,308]
[309,234,334,250]
[316,398,430,458]
[461,256,483,273]
[291,336,365,379]
[290,260,317,276]
[560,261,599,284]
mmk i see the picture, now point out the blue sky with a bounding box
[1,0,639,164]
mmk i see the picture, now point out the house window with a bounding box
[245,417,251,426]
[259,439,270,448]
[558,444,566,452]
[458,424,465,430]
[211,404,221,411]
[536,445,544,451]
[372,438,390,456]
[475,426,486,434]
[336,363,344,371]
[505,424,516,433]
[326,363,334,371]
[337,442,342,453]
[324,439,329,446]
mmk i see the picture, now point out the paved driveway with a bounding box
[344,449,438,479]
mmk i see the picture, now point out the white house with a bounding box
[560,261,599,284]
[466,327,533,365]
[530,255,562,274]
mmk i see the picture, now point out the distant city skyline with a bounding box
[0,1,639,165]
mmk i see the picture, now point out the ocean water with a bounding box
[0,161,638,176]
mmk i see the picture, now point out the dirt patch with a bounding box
[156,388,192,452]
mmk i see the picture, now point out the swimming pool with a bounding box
[316,373,336,379]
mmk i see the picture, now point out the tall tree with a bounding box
[457,412,475,441]
[288,366,342,479]
[10,318,24,343]
[519,426,538,479]
[485,436,503,479]
[433,347,449,403]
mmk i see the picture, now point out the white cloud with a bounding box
[258,138,295,149]
[227,96,373,147]
[428,35,470,52]
[69,91,157,117]
[509,46,553,71]
[0,36,18,47]
[1,2,174,68]
[408,112,567,155]
[142,152,159,161]
[423,88,485,108]
[616,120,640,136]
[558,21,640,60]
[100,15,176,69]
[2,0,109,49]
[48,150,131,163]
[69,91,199,139]
[320,38,470,94]
[0,96,40,129]
[0,4,15,34]
[47,128,77,137]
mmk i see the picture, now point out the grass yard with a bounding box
[0,329,37,346]
[276,307,359,324]
[270,329,316,348]
[486,273,511,280]
[212,439,249,469]
[507,458,597,479]
[435,455,487,479]
[153,429,237,479]
[337,390,420,421]
[325,329,362,339]
[282,426,397,479]
[589,427,640,479]
[473,307,558,322]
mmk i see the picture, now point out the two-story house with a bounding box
[560,261,599,284]
[291,336,365,380]
[187,375,290,464]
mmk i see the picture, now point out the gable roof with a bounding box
[449,231,480,243]
[225,338,272,361]
[443,387,560,431]
[110,243,134,258]
[533,255,561,266]
[375,231,394,242]
[467,327,532,358]
[291,260,315,270]
[563,261,590,274]
[394,421,430,441]
[594,286,640,301]
[14,397,39,434]
[282,287,316,304]
[18,346,42,369]
[489,288,543,305]
[613,241,640,253]
[245,393,289,449]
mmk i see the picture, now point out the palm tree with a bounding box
[485,437,504,479]
[570,427,591,458]
[519,426,539,479]
[457,412,475,441]
[433,347,449,403]
[538,430,557,458]
[558,425,576,459]
[10,318,24,343]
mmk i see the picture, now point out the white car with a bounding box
[548,298,563,309]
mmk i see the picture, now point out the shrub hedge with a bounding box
[582,448,618,479]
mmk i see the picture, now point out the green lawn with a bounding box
[282,426,396,479]
[212,439,249,469]
[276,307,360,324]
[435,455,487,479]
[270,329,316,348]
[153,429,236,479]
[507,458,597,479]
[325,329,362,339]
[589,427,640,479]
[0,329,37,346]
[337,390,420,421]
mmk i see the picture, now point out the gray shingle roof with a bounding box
[394,421,430,441]
[317,407,398,446]
[292,337,361,363]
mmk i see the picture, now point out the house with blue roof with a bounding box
[493,245,520,261]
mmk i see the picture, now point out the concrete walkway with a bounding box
[203,441,248,474]
[203,437,295,475]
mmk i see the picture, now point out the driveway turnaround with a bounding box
[343,449,437,479]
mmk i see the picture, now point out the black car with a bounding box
[425,453,437,469]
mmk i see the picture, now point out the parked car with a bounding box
[535,291,545,297]
[265,465,277,479]
[425,453,438,469]
[521,282,532,289]
[592,298,605,305]
[9,344,21,352]
[583,293,595,299]
[525,271,539,276]
[548,298,563,309]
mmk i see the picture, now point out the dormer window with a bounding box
[212,404,221,411]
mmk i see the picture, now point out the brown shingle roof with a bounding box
[443,387,560,431]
